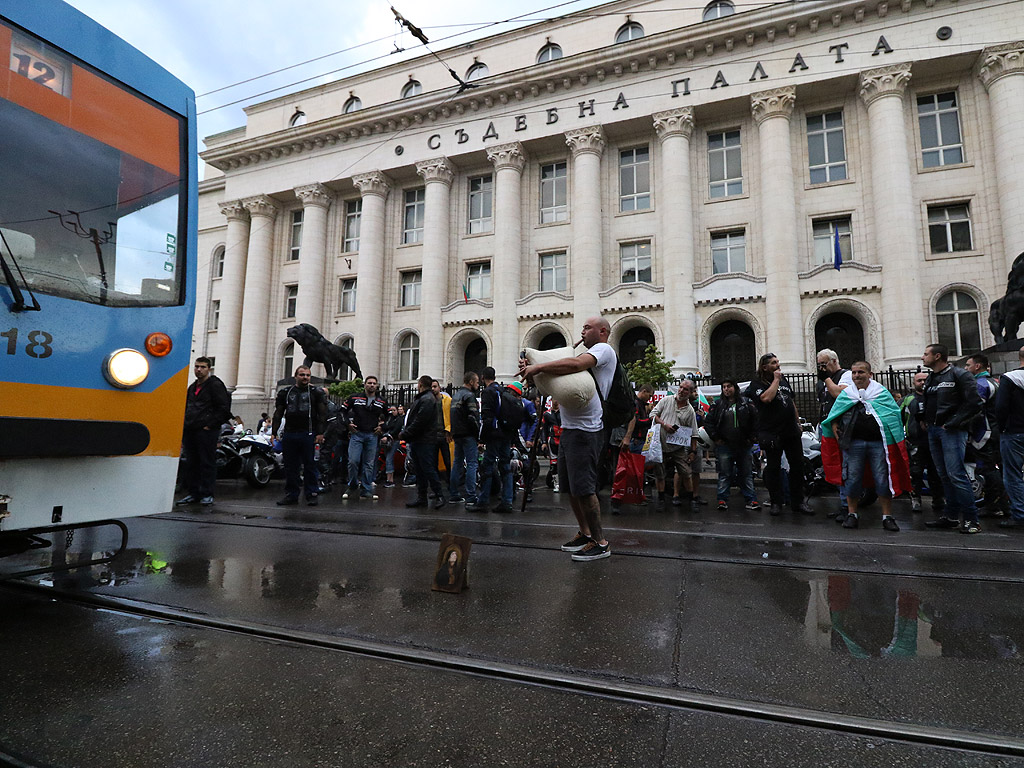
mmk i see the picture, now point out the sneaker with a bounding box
[694,496,709,506]
[360,492,379,500]
[842,513,859,529]
[175,495,197,505]
[925,517,959,529]
[465,502,485,512]
[432,497,448,510]
[403,480,418,487]
[552,480,560,493]
[405,499,428,508]
[910,494,923,512]
[797,502,815,516]
[276,497,299,506]
[717,500,728,511]
[341,491,351,500]
[882,516,900,532]
[492,503,513,513]
[671,496,682,506]
[959,521,981,534]
[383,481,395,488]
[307,495,319,506]
[744,500,761,511]
[571,540,611,561]
[449,496,465,504]
[690,499,701,512]
[200,496,214,506]
[561,532,591,552]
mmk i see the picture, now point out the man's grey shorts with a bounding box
[557,427,604,497]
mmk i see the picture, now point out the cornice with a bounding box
[598,282,665,299]
[416,157,456,185]
[692,272,767,290]
[750,86,796,125]
[858,62,913,106]
[801,284,881,299]
[516,290,574,306]
[977,41,1024,91]
[486,141,527,172]
[653,107,695,140]
[200,0,961,172]
[695,294,765,308]
[797,261,882,279]
[442,298,493,313]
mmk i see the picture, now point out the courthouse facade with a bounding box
[195,0,1024,406]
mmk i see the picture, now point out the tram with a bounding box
[0,0,197,567]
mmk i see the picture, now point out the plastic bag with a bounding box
[611,451,646,504]
[642,424,662,465]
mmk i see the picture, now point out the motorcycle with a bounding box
[215,429,246,478]
[238,433,285,488]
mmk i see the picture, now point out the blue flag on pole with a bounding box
[833,227,843,271]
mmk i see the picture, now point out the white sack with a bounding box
[523,347,596,411]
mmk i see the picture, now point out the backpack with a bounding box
[498,387,526,432]
[591,361,635,429]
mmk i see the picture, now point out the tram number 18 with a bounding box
[1,328,54,359]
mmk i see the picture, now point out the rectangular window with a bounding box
[540,162,568,223]
[619,241,652,284]
[708,130,743,198]
[619,147,651,212]
[343,199,362,252]
[210,300,220,330]
[806,111,847,184]
[928,204,973,253]
[711,231,746,274]
[289,209,303,260]
[539,252,568,292]
[400,270,422,307]
[466,261,492,299]
[467,175,493,234]
[918,92,964,168]
[284,284,298,318]
[812,217,853,265]
[339,278,357,313]
[403,188,425,244]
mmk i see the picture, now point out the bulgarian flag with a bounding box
[820,375,912,497]
[696,390,711,415]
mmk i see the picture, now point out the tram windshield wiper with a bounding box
[0,228,41,313]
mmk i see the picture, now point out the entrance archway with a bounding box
[619,326,655,368]
[464,337,488,376]
[815,312,865,368]
[538,331,567,350]
[710,320,755,381]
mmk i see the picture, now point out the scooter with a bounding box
[238,433,285,488]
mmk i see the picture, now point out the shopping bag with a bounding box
[611,451,646,504]
[642,424,662,465]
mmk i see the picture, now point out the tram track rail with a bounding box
[3,577,1024,760]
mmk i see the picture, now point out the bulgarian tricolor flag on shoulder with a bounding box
[820,376,912,497]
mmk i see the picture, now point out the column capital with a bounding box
[242,194,279,219]
[859,63,912,107]
[415,157,456,186]
[219,200,249,222]
[486,142,527,173]
[352,170,393,198]
[564,125,605,157]
[750,87,796,125]
[294,182,333,210]
[653,107,695,140]
[977,42,1024,91]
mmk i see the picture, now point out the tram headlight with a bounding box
[104,348,149,389]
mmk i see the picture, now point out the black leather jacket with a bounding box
[400,390,437,442]
[705,396,758,446]
[922,365,981,431]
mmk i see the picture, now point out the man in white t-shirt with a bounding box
[520,316,616,561]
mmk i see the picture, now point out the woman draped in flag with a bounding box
[820,362,912,531]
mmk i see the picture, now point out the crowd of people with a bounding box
[175,321,1024,560]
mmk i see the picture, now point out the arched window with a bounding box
[465,62,489,82]
[702,1,735,21]
[289,110,307,127]
[343,96,362,114]
[212,246,225,278]
[335,337,356,381]
[936,290,981,356]
[536,43,563,64]
[282,342,295,382]
[401,80,422,99]
[615,22,644,44]
[399,333,420,381]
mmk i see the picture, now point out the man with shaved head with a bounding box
[520,316,616,561]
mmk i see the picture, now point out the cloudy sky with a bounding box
[64,0,606,146]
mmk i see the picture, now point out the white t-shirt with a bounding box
[559,341,616,433]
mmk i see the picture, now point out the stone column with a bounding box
[859,64,926,366]
[978,42,1024,273]
[752,87,805,372]
[486,142,526,379]
[215,200,249,390]
[351,171,392,380]
[565,125,605,330]
[234,195,279,398]
[294,182,332,330]
[653,107,697,374]
[415,158,455,381]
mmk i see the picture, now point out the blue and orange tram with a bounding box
[0,0,197,570]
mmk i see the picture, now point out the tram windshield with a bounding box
[0,23,186,307]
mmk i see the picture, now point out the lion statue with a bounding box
[989,252,1024,343]
[286,324,362,381]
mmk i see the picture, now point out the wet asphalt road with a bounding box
[2,478,1024,767]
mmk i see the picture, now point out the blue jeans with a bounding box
[928,425,978,523]
[842,439,891,499]
[282,432,318,499]
[385,439,400,475]
[715,443,756,502]
[1000,433,1024,521]
[450,436,479,502]
[347,431,378,495]
[478,437,513,507]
